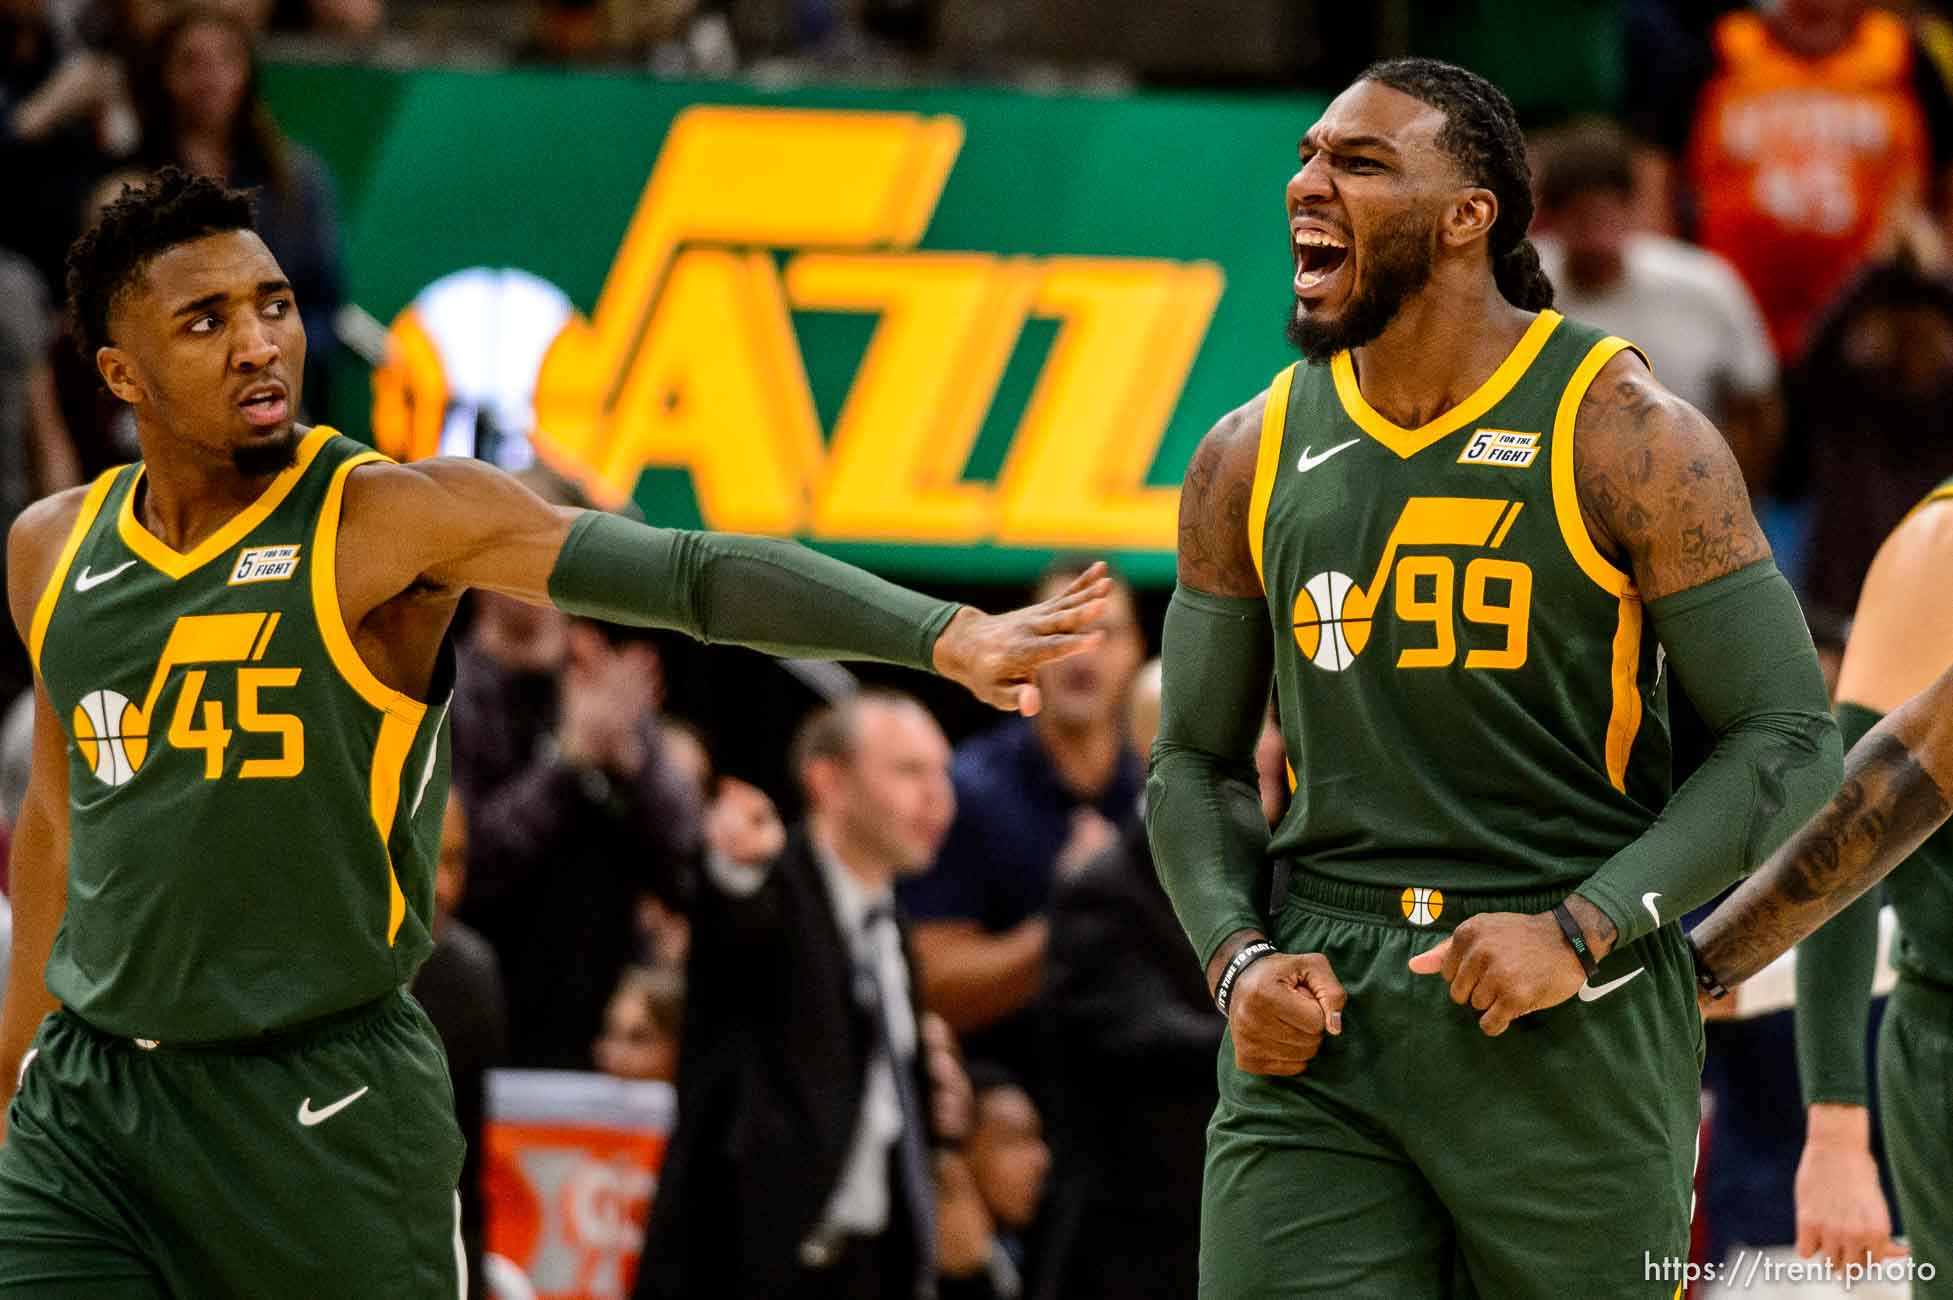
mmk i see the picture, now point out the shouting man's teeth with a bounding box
[1293,232,1350,293]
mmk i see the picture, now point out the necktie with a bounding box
[858,903,938,1299]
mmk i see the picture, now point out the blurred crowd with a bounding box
[5,0,1953,1296]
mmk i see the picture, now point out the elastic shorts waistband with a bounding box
[1284,870,1571,931]
[58,992,401,1055]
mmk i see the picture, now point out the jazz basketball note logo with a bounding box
[1401,887,1444,926]
[1293,496,1533,674]
[73,612,305,788]
[73,689,148,786]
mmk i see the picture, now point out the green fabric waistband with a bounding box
[1283,870,1570,931]
[59,992,401,1054]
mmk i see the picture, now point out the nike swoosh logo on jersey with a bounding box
[1297,439,1360,473]
[1576,967,1645,1002]
[297,1085,370,1127]
[74,561,136,592]
[1642,891,1663,928]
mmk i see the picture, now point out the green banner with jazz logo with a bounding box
[264,64,1325,584]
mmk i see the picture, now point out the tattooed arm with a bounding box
[1693,499,1953,1272]
[1149,392,1348,1075]
[1564,352,1837,948]
[1692,493,1953,985]
[1688,683,1953,984]
[1412,352,1840,1034]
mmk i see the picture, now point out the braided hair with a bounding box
[1360,57,1554,312]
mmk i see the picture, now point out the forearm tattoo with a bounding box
[1695,735,1951,985]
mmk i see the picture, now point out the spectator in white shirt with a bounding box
[1535,118,1784,496]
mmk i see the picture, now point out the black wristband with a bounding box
[1551,902,1600,979]
[1214,940,1279,1018]
[1687,933,1729,1001]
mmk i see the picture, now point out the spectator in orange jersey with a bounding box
[1641,0,1953,360]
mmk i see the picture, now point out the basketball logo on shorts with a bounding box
[1400,886,1443,926]
[72,689,149,786]
[1291,572,1373,672]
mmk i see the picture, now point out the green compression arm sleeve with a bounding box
[1146,585,1276,971]
[1578,559,1843,947]
[1793,701,1885,1107]
[546,511,959,670]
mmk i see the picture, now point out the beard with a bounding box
[1285,207,1437,363]
[232,426,303,476]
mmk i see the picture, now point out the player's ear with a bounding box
[1443,186,1498,250]
[96,345,144,406]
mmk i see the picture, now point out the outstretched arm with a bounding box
[338,456,1107,714]
[1412,352,1839,1033]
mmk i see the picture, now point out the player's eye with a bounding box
[188,314,220,335]
[1342,156,1382,173]
[264,297,292,318]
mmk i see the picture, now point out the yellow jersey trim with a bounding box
[1899,481,1953,527]
[1604,596,1646,794]
[1247,364,1298,587]
[116,427,336,581]
[369,711,419,946]
[1550,337,1646,597]
[1330,310,1562,459]
[28,466,125,674]
[310,449,429,726]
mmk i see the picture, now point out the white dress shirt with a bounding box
[811,839,917,1238]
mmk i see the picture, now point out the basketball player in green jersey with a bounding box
[1149,59,1841,1297]
[1686,485,1953,1289]
[0,169,1106,1298]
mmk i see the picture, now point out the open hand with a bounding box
[931,563,1111,714]
[1407,910,1590,1036]
[1227,952,1346,1075]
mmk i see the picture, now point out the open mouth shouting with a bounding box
[1293,222,1351,303]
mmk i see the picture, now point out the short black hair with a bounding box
[65,165,258,360]
[1536,119,1637,213]
[1359,57,1554,312]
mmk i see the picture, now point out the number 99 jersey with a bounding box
[30,428,450,1043]
[1251,311,1673,896]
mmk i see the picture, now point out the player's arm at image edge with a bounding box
[0,491,85,1133]
[1147,392,1277,987]
[1568,351,1841,951]
[1691,497,1953,997]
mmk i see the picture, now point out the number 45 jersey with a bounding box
[1253,311,1673,897]
[30,428,450,1043]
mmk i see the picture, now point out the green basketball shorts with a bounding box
[1877,975,1953,1296]
[1201,873,1703,1299]
[0,990,466,1298]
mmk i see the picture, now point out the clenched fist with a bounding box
[1225,951,1347,1076]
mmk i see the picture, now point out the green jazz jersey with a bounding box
[30,428,450,1042]
[1250,310,1673,910]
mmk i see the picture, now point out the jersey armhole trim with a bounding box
[1246,364,1297,588]
[1550,336,1647,598]
[28,466,125,674]
[311,451,430,727]
[1900,481,1953,527]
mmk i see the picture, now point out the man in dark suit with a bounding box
[635,690,969,1300]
